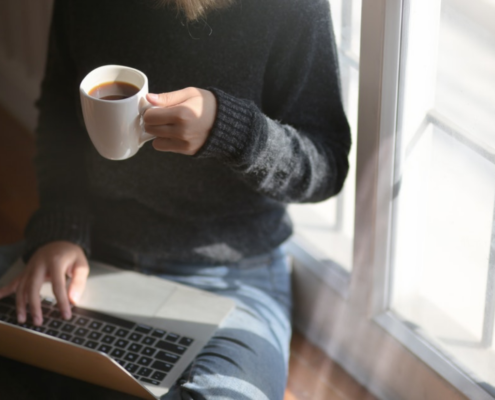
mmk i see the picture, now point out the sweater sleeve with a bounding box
[196,0,351,204]
[23,0,92,261]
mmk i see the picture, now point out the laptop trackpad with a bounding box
[39,261,176,318]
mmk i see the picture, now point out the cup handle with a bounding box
[138,97,158,146]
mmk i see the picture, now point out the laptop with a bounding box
[0,257,235,399]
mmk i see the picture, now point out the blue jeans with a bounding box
[0,243,292,400]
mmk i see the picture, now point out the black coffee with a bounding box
[89,81,140,100]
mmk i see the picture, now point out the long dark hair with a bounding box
[156,0,234,21]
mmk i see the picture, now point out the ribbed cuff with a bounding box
[23,207,92,262]
[195,88,256,162]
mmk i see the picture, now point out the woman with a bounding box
[0,0,351,398]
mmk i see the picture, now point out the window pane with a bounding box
[391,0,495,392]
[289,0,361,273]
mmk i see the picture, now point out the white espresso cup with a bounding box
[80,65,156,160]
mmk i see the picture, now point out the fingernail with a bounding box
[148,93,158,101]
[33,316,42,326]
[17,313,25,324]
[63,311,71,320]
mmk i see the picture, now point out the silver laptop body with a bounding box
[0,258,235,399]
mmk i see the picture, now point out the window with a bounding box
[391,0,495,393]
[290,1,495,399]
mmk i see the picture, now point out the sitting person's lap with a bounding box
[0,243,292,400]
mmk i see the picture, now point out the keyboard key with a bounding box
[85,341,99,349]
[137,367,152,377]
[137,357,152,366]
[165,333,179,342]
[102,335,115,344]
[129,343,142,353]
[115,328,129,338]
[0,304,11,314]
[141,377,161,386]
[41,298,55,306]
[151,371,167,382]
[46,329,58,337]
[48,320,63,329]
[152,329,166,338]
[61,324,76,333]
[72,307,135,329]
[129,333,142,342]
[72,337,85,345]
[0,305,10,315]
[142,336,156,346]
[32,326,46,333]
[156,341,186,355]
[0,297,15,306]
[115,359,126,367]
[141,347,156,357]
[151,360,173,372]
[49,310,62,319]
[98,344,112,354]
[66,314,76,323]
[135,325,152,334]
[41,306,50,315]
[124,353,139,362]
[58,333,72,341]
[111,349,126,358]
[179,337,194,347]
[75,317,89,326]
[89,321,102,330]
[74,328,89,337]
[115,339,129,348]
[125,363,139,373]
[102,325,116,334]
[88,332,102,340]
[155,351,179,364]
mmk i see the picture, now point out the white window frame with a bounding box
[287,0,494,398]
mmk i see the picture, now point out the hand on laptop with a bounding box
[0,241,89,326]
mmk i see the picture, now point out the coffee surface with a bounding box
[89,81,140,100]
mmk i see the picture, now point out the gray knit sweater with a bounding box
[25,0,351,265]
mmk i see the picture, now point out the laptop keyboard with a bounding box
[0,295,195,386]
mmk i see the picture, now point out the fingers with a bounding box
[5,242,88,326]
[27,264,49,325]
[51,264,71,320]
[144,122,180,138]
[143,88,215,157]
[68,262,89,304]
[144,105,197,127]
[15,277,28,323]
[152,138,196,155]
[13,262,48,326]
[146,87,198,108]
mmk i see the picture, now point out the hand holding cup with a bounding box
[143,87,217,156]
[80,65,217,160]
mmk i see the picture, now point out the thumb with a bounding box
[146,87,196,107]
[68,263,89,304]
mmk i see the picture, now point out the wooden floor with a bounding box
[0,106,378,400]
